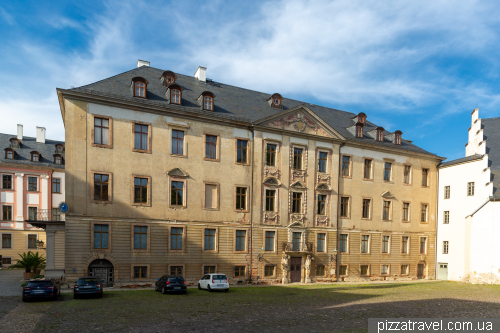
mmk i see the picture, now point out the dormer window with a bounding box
[376,127,384,142]
[161,71,178,87]
[5,148,14,159]
[167,84,183,105]
[171,89,181,104]
[131,77,148,98]
[355,122,364,138]
[55,144,65,153]
[268,93,283,109]
[395,130,402,145]
[53,154,63,165]
[357,112,367,124]
[199,91,216,111]
[9,138,20,148]
[31,151,40,162]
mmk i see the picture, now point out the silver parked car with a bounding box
[198,273,229,292]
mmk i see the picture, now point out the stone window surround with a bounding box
[362,157,374,181]
[131,264,150,280]
[382,198,393,221]
[317,148,332,174]
[421,167,430,188]
[400,264,410,275]
[1,232,13,249]
[339,195,351,219]
[361,197,372,220]
[360,234,371,255]
[420,202,429,223]
[315,231,328,254]
[380,234,391,255]
[339,233,349,254]
[263,186,279,214]
[26,175,39,193]
[169,177,187,208]
[202,226,219,254]
[338,264,349,277]
[26,233,38,250]
[403,164,413,186]
[52,177,62,194]
[262,228,278,253]
[233,265,247,278]
[131,120,152,154]
[1,173,14,190]
[1,204,13,221]
[401,201,411,223]
[380,264,390,276]
[90,114,113,149]
[131,223,151,253]
[91,221,112,251]
[263,264,277,278]
[315,264,327,277]
[419,236,428,254]
[400,235,411,255]
[168,124,189,158]
[168,224,187,253]
[383,158,394,183]
[203,132,221,162]
[91,171,113,204]
[233,228,250,254]
[234,185,250,213]
[290,143,307,171]
[263,139,281,167]
[203,181,219,211]
[340,154,353,178]
[202,264,218,276]
[234,137,250,166]
[359,264,370,276]
[131,175,152,207]
[168,264,186,278]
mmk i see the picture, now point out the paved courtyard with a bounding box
[1,273,500,332]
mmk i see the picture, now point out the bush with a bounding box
[8,251,46,273]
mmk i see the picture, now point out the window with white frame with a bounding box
[444,211,450,224]
[443,241,449,254]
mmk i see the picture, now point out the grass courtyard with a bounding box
[1,281,500,332]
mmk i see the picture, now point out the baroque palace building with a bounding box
[54,60,443,286]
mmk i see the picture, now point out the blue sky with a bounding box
[1,0,500,160]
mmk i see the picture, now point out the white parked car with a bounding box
[198,273,229,292]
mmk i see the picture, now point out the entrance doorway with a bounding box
[438,263,448,280]
[88,259,114,287]
[290,257,302,283]
[417,263,425,279]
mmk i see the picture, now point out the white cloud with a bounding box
[0,6,15,25]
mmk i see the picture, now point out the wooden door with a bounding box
[290,257,302,283]
[417,263,425,279]
[95,268,108,286]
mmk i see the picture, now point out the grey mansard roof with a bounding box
[438,154,483,168]
[0,133,65,170]
[69,65,439,157]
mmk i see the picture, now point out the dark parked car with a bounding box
[22,279,60,302]
[155,275,187,294]
[74,277,104,299]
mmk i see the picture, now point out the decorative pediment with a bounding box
[166,168,189,177]
[290,181,306,189]
[381,191,395,198]
[287,221,306,228]
[263,177,281,187]
[254,105,345,140]
[316,183,332,191]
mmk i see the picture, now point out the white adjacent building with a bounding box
[437,108,500,284]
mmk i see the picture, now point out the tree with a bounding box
[8,251,46,273]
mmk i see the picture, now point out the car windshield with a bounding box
[77,278,98,285]
[27,281,52,287]
[213,275,226,280]
[168,277,184,283]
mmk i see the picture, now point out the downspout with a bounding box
[435,166,439,280]
[336,142,345,282]
[249,126,255,284]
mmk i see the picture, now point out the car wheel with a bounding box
[207,285,212,292]
[198,284,201,290]
[74,295,78,299]
[162,287,166,294]
[22,298,28,303]
[99,293,103,298]
[224,289,229,292]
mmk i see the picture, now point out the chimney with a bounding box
[137,59,150,68]
[194,66,207,82]
[36,127,46,144]
[17,124,23,141]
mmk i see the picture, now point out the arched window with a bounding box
[269,93,283,109]
[54,154,63,165]
[376,127,384,142]
[5,148,14,159]
[135,81,145,97]
[395,131,402,145]
[357,112,367,124]
[356,126,363,138]
[204,96,213,111]
[171,89,181,104]
[31,151,40,162]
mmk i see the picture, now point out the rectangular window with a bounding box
[382,235,390,254]
[204,183,218,209]
[235,187,247,210]
[420,237,427,254]
[339,234,348,253]
[401,264,409,275]
[171,181,184,206]
[340,197,349,218]
[444,211,450,224]
[443,241,449,254]
[265,143,277,166]
[360,265,369,276]
[1,257,11,265]
[134,177,148,204]
[2,206,12,221]
[317,194,327,215]
[293,148,303,170]
[339,265,347,275]
[236,139,248,164]
[235,266,245,277]
[264,265,275,277]
[402,202,410,222]
[381,265,389,275]
[421,204,428,222]
[403,165,411,184]
[52,178,61,193]
[317,233,326,252]
[94,174,109,201]
[28,207,37,221]
[363,159,372,179]
[316,265,325,276]
[205,135,218,160]
[94,224,109,249]
[204,266,216,274]
[2,234,11,248]
[292,192,302,213]
[28,234,37,249]
[133,266,147,279]
[318,152,327,172]
[133,226,147,249]
[384,162,392,181]
[171,130,184,155]
[265,231,275,251]
[265,189,276,212]
[468,182,475,196]
[94,117,109,145]
[235,230,246,251]
[52,208,61,221]
[361,235,370,253]
[383,201,391,220]
[292,232,301,251]
[422,168,429,187]
[444,186,450,199]
[341,156,351,177]
[2,175,12,189]
[170,266,183,276]
[401,236,409,254]
[362,199,371,219]
[170,227,183,250]
[28,177,37,191]
[204,229,216,250]
[134,124,148,150]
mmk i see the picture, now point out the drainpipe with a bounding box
[249,126,255,284]
[336,142,345,282]
[435,167,439,280]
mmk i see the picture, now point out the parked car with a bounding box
[198,273,229,292]
[155,275,187,294]
[74,277,104,299]
[22,279,60,302]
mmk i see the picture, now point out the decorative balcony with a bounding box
[26,209,65,222]
[282,242,313,253]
